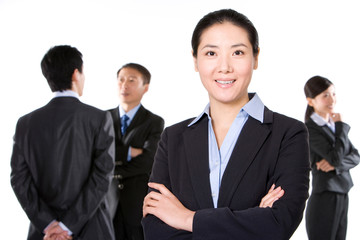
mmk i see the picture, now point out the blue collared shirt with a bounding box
[118,104,141,161]
[188,93,265,207]
[310,112,335,133]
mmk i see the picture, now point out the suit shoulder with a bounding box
[77,101,104,113]
[144,108,164,123]
[273,112,305,127]
[164,117,196,133]
[270,111,308,135]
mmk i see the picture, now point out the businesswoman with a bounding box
[142,9,310,239]
[304,76,360,240]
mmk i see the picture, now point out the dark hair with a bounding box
[191,9,259,58]
[41,45,83,92]
[304,75,333,121]
[117,63,151,85]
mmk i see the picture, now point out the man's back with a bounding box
[11,97,115,240]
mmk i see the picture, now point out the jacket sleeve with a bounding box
[119,117,164,178]
[336,141,360,173]
[10,118,56,233]
[142,128,192,239]
[308,121,360,171]
[60,112,115,235]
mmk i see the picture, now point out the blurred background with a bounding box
[1,0,359,239]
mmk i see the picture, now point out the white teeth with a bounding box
[216,80,234,84]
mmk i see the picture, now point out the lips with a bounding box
[215,80,235,84]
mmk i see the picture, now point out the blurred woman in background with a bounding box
[304,75,360,240]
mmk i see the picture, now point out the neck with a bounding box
[315,111,330,122]
[121,102,140,113]
[71,86,82,97]
[209,97,248,149]
[209,95,249,124]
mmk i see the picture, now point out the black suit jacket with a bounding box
[108,105,164,224]
[142,107,310,240]
[10,97,115,240]
[306,118,360,194]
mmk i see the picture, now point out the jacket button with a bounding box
[114,174,123,180]
[118,184,124,190]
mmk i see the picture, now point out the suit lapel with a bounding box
[308,119,335,143]
[321,125,335,143]
[109,108,122,140]
[218,114,271,207]
[183,116,214,209]
[126,105,147,135]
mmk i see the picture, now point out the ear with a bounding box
[253,48,260,70]
[72,69,81,82]
[306,97,314,107]
[192,51,199,72]
[143,83,149,94]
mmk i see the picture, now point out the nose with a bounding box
[218,55,233,73]
[330,94,336,104]
[119,80,128,89]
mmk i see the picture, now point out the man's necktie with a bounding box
[121,115,129,135]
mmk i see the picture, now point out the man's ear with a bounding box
[72,69,81,82]
[143,83,149,94]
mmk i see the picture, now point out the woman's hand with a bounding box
[330,113,342,122]
[259,184,285,208]
[316,159,335,172]
[143,182,195,232]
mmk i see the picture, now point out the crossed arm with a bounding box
[143,182,285,232]
[309,114,359,173]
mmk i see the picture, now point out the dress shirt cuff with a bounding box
[43,220,57,234]
[59,222,73,236]
[127,147,132,162]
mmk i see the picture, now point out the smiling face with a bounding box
[193,21,259,107]
[307,85,336,119]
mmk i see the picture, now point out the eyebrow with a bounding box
[119,75,138,78]
[201,43,249,50]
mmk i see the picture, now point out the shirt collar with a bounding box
[53,90,79,99]
[188,93,264,127]
[119,104,141,120]
[310,112,335,129]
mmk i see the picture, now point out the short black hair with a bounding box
[191,9,259,58]
[117,63,151,85]
[41,45,83,92]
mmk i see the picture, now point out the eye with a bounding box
[206,51,216,56]
[233,50,244,56]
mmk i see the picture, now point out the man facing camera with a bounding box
[108,63,164,240]
[10,45,115,240]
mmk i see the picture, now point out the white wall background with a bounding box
[1,0,359,239]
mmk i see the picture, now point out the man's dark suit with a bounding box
[108,105,164,240]
[142,107,310,240]
[10,97,115,240]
